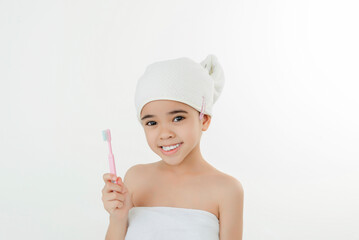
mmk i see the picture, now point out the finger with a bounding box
[117,177,123,184]
[109,181,125,192]
[103,173,112,182]
[112,177,125,188]
[103,184,118,195]
[116,201,124,208]
[108,200,120,210]
[103,173,117,183]
[113,192,125,201]
[120,182,128,193]
[104,191,125,201]
[103,182,125,194]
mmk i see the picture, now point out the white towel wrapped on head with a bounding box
[134,54,225,123]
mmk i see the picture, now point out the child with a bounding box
[102,55,244,240]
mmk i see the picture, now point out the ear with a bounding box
[201,114,211,131]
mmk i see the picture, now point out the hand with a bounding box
[102,173,133,221]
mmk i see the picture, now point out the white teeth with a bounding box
[162,143,180,151]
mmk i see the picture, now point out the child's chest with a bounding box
[132,171,221,219]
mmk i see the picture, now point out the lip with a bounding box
[159,142,183,148]
[159,142,182,155]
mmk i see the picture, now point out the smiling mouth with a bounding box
[159,142,183,154]
[159,142,183,148]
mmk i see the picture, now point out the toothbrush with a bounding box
[102,129,117,184]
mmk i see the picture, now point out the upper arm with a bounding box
[123,164,143,185]
[218,177,244,240]
[123,164,144,209]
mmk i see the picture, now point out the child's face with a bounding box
[140,100,211,165]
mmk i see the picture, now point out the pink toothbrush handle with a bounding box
[108,153,117,184]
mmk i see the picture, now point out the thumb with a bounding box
[116,177,128,193]
[117,176,124,185]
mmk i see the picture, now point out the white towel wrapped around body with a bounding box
[124,206,219,240]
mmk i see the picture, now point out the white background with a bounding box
[1,0,358,239]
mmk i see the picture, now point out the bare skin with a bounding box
[127,99,230,219]
[130,161,227,219]
[102,99,244,240]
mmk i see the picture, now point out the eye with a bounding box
[145,116,185,126]
[145,121,156,126]
[174,116,185,122]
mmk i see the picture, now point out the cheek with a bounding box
[144,131,156,144]
[182,126,198,141]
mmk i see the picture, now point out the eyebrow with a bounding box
[141,110,188,121]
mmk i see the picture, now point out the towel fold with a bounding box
[124,206,219,240]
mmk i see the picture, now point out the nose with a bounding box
[159,124,175,140]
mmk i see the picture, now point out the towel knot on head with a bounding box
[134,54,225,123]
[200,54,225,105]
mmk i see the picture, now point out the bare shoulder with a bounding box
[123,163,149,183]
[213,172,244,211]
[123,164,147,197]
[212,171,244,239]
[218,172,243,192]
[210,170,243,192]
[123,162,157,188]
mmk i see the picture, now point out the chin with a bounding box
[162,158,183,166]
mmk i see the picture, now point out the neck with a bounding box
[159,143,210,176]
